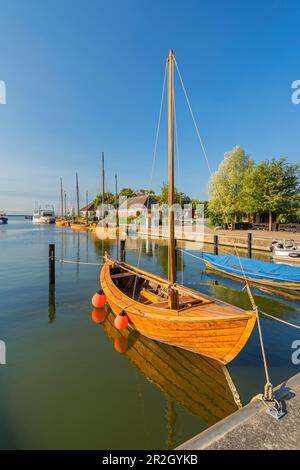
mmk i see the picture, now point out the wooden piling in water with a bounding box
[49,244,55,285]
[248,233,252,258]
[120,240,126,262]
[214,235,218,255]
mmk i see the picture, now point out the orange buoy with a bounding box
[114,310,129,330]
[91,308,107,324]
[114,337,128,353]
[92,289,106,308]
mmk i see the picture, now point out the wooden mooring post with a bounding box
[120,240,126,262]
[213,235,218,255]
[49,244,55,285]
[247,233,252,258]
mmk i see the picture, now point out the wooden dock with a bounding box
[177,372,300,450]
[134,225,300,253]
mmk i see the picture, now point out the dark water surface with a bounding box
[0,217,299,449]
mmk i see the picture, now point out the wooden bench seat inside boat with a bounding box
[140,288,165,303]
[140,289,212,311]
[111,272,135,279]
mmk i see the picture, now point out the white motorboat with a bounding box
[33,205,56,224]
[270,239,300,260]
[0,210,8,224]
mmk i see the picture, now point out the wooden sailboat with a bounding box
[55,178,69,226]
[100,49,256,365]
[95,152,109,236]
[95,155,125,238]
[70,173,89,230]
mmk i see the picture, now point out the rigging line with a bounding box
[173,79,183,285]
[132,59,168,298]
[174,56,273,395]
[174,56,256,307]
[176,247,203,261]
[174,57,213,176]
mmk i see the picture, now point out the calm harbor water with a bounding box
[0,216,300,449]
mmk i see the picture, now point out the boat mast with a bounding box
[64,191,67,218]
[76,172,80,218]
[168,49,177,308]
[86,190,89,224]
[60,177,64,217]
[102,152,105,220]
[115,173,119,227]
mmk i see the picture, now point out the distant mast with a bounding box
[102,152,105,220]
[60,177,64,217]
[168,49,177,308]
[76,172,80,218]
[64,191,67,217]
[86,190,89,224]
[115,173,119,227]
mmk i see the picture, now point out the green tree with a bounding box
[136,189,155,196]
[157,183,191,206]
[208,146,253,228]
[93,191,115,209]
[118,188,137,199]
[242,157,300,230]
[191,200,209,218]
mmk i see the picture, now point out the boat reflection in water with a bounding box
[94,225,127,240]
[99,309,241,429]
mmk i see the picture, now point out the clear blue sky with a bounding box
[0,0,299,213]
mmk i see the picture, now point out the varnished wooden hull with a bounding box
[88,222,98,231]
[100,261,256,364]
[102,310,240,425]
[70,223,89,230]
[55,220,69,227]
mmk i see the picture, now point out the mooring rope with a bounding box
[177,248,203,261]
[55,258,103,266]
[259,310,300,330]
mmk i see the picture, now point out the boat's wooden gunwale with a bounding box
[102,267,252,322]
[100,258,257,364]
[104,256,251,316]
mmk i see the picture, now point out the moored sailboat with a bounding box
[55,178,69,226]
[95,155,125,238]
[70,173,89,230]
[99,50,256,365]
